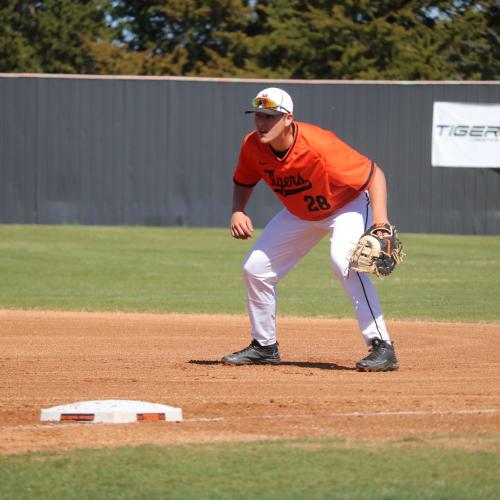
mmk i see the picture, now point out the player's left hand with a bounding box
[349,223,404,277]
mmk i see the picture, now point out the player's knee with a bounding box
[243,250,271,280]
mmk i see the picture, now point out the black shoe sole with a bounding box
[356,363,399,372]
[221,358,281,366]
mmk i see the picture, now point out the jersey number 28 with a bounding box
[304,195,331,211]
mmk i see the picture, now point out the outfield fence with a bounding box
[0,74,499,234]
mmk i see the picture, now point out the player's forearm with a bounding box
[368,167,389,224]
[232,184,254,214]
[230,184,254,239]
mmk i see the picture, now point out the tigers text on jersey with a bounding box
[233,121,377,221]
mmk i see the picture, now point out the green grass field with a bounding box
[0,225,499,498]
[1,439,499,500]
[0,225,499,322]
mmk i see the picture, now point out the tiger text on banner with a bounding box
[431,102,500,168]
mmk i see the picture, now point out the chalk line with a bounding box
[1,408,498,431]
[186,408,500,422]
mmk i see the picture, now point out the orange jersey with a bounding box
[233,121,377,221]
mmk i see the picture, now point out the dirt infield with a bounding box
[1,310,499,454]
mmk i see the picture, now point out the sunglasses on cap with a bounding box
[251,97,290,114]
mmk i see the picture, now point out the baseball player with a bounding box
[222,87,399,371]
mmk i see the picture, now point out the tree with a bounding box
[1,0,497,79]
[93,0,255,76]
[0,2,38,71]
[0,0,112,73]
[437,0,499,80]
[245,0,499,80]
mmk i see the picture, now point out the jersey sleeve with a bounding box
[233,136,261,187]
[322,135,376,191]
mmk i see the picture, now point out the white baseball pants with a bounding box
[242,193,391,347]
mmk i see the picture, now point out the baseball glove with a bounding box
[349,223,404,278]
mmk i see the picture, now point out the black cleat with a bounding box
[356,338,399,372]
[221,340,281,365]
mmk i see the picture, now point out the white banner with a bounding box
[432,102,500,168]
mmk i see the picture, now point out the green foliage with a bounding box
[438,0,500,80]
[0,2,37,71]
[0,225,499,323]
[0,0,498,78]
[0,0,112,73]
[248,0,500,80]
[1,439,499,499]
[88,0,254,76]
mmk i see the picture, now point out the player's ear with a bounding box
[284,113,293,126]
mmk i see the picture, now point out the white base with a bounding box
[40,399,183,423]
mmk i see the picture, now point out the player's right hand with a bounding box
[230,211,254,239]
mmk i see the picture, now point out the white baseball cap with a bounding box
[245,87,294,115]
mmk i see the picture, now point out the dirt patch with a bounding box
[1,310,499,454]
